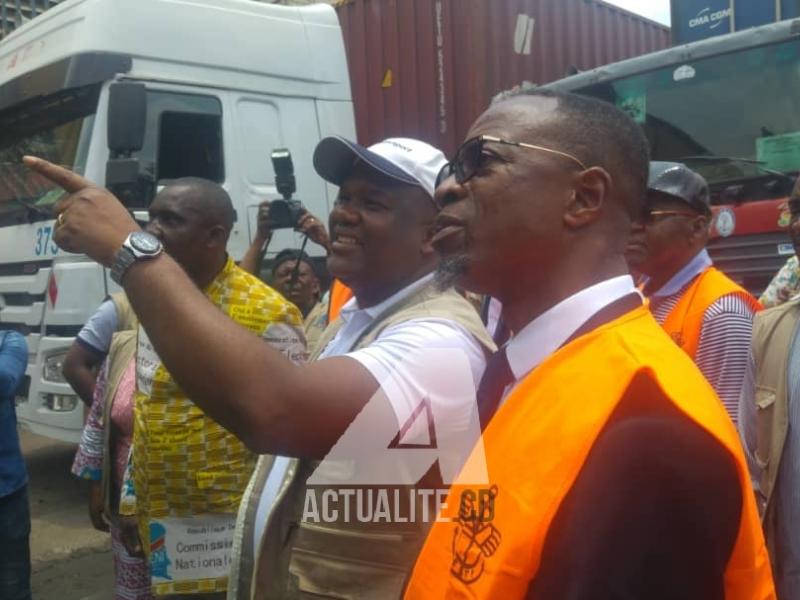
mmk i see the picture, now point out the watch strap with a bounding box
[110,246,137,285]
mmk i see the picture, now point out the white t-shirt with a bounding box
[252,274,489,553]
[75,299,119,355]
[319,273,486,442]
[345,319,486,442]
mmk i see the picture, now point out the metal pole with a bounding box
[729,0,736,33]
[14,0,20,28]
[1,2,6,38]
[777,0,783,20]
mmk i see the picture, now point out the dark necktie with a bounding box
[476,292,643,431]
[476,346,514,430]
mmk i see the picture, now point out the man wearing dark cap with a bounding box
[627,161,762,422]
[25,137,494,599]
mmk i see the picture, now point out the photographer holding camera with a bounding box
[240,199,331,351]
[238,150,335,352]
[239,199,331,279]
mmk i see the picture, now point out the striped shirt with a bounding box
[647,250,756,423]
[739,322,800,599]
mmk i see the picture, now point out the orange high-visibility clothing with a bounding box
[662,266,762,359]
[328,279,353,322]
[404,306,775,600]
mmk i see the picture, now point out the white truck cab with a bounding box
[0,0,355,442]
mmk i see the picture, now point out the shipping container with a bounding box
[671,0,800,45]
[336,0,669,155]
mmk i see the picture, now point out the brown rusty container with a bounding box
[336,0,669,155]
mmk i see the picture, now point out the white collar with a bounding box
[648,249,712,298]
[506,275,640,381]
[339,272,436,324]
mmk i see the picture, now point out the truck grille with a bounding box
[0,260,48,276]
[44,325,82,337]
[708,232,794,297]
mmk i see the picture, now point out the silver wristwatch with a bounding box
[110,232,163,285]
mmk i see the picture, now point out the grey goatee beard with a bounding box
[435,254,469,291]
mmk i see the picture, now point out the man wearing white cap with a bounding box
[25,136,495,599]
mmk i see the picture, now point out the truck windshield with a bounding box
[0,84,99,225]
[574,38,800,197]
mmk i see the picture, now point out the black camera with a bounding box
[269,149,303,230]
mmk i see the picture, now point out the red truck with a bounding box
[546,18,800,295]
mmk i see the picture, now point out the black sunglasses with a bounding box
[435,134,588,189]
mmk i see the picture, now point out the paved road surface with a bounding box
[22,430,114,599]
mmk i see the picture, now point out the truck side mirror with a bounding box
[106,82,151,207]
[107,82,146,155]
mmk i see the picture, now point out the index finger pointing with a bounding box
[22,156,95,194]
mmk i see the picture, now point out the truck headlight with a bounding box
[43,352,68,383]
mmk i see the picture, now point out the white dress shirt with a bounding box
[504,275,640,399]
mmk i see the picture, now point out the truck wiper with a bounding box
[678,155,795,183]
[15,198,53,220]
[678,155,796,202]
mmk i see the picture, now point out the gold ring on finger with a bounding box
[56,212,66,227]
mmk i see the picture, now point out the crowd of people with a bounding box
[3,88,800,599]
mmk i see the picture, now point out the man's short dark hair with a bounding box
[271,249,317,278]
[497,89,650,217]
[167,177,236,231]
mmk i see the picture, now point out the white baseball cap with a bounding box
[313,136,447,199]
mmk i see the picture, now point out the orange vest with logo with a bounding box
[404,306,775,600]
[327,279,353,322]
[662,266,762,359]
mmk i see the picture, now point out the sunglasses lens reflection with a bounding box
[455,137,483,183]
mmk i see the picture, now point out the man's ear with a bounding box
[420,220,438,258]
[207,225,229,248]
[564,167,612,229]
[689,214,711,241]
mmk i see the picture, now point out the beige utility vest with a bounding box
[228,283,495,600]
[747,299,800,564]
[98,293,139,519]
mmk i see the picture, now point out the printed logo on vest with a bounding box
[150,522,173,581]
[451,486,501,584]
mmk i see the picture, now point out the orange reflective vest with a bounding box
[404,306,775,600]
[662,266,762,359]
[328,279,353,322]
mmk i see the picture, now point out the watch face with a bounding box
[129,231,161,254]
